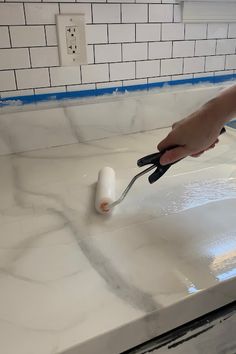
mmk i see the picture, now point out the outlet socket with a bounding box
[56,14,87,66]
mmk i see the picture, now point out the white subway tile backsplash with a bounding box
[25,3,59,25]
[95,44,121,63]
[172,74,193,81]
[0,28,10,49]
[136,60,160,78]
[16,68,50,89]
[149,4,173,23]
[149,42,172,60]
[195,40,216,56]
[81,64,109,83]
[110,62,135,81]
[35,86,66,95]
[136,24,161,42]
[215,70,233,76]
[207,24,228,39]
[122,4,147,23]
[93,4,120,24]
[60,4,91,24]
[123,43,147,61]
[30,47,59,67]
[148,76,171,84]
[185,24,207,40]
[108,0,134,2]
[136,0,161,3]
[86,25,108,44]
[96,81,122,89]
[216,39,236,55]
[123,78,147,86]
[86,45,94,64]
[225,55,236,70]
[0,71,16,91]
[50,67,81,86]
[193,72,213,78]
[173,41,194,58]
[205,56,225,72]
[45,26,58,46]
[0,0,236,96]
[0,89,34,98]
[162,0,176,3]
[67,83,95,91]
[174,4,182,23]
[162,24,184,41]
[161,58,183,76]
[0,49,30,70]
[228,24,236,38]
[108,24,135,43]
[43,0,75,2]
[184,57,205,74]
[0,4,25,25]
[10,26,46,47]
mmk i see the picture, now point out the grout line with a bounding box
[28,48,32,68]
[224,54,227,71]
[80,64,83,84]
[22,3,27,25]
[227,24,230,39]
[108,62,111,81]
[13,70,18,90]
[93,44,96,64]
[8,26,12,48]
[48,67,52,86]
[43,25,47,46]
[91,3,93,24]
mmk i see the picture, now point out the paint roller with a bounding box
[95,127,226,215]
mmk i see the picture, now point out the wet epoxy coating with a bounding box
[0,127,236,354]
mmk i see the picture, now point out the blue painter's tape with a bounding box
[1,74,236,107]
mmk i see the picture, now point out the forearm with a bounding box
[203,85,236,126]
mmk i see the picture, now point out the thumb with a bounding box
[160,146,188,165]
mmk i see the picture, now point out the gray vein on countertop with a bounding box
[9,155,160,314]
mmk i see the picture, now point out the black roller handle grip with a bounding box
[138,126,226,184]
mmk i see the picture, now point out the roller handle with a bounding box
[138,127,226,184]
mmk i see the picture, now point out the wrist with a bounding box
[202,97,230,127]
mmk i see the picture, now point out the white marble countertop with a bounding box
[0,127,236,354]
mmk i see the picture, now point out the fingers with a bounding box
[160,146,188,165]
[157,133,175,152]
[191,152,204,158]
[190,139,219,157]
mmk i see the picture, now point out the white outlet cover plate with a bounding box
[56,14,87,66]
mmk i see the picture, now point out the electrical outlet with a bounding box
[56,14,87,66]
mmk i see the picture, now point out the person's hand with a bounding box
[158,107,224,165]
